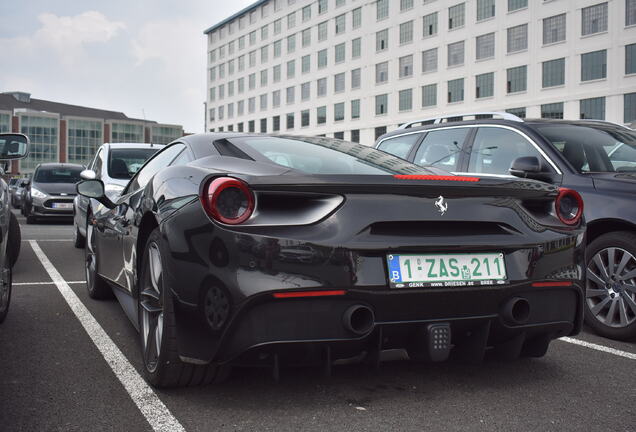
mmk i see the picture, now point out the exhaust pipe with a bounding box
[501,297,530,325]
[343,305,375,335]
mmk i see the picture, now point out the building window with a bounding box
[318,48,328,68]
[302,5,311,22]
[507,65,527,93]
[352,37,361,58]
[261,25,269,41]
[318,21,328,41]
[352,7,362,29]
[508,0,527,12]
[334,72,345,92]
[260,118,267,133]
[249,51,257,68]
[260,46,268,64]
[334,103,345,121]
[423,12,438,37]
[286,113,294,129]
[317,77,327,96]
[248,97,256,113]
[449,3,466,30]
[580,97,606,120]
[377,0,389,20]
[507,24,528,53]
[476,33,495,60]
[375,94,388,115]
[273,90,281,107]
[287,34,296,53]
[318,0,328,14]
[218,106,224,120]
[335,14,346,34]
[375,126,387,140]
[541,102,564,119]
[448,41,465,67]
[286,86,295,104]
[628,0,636,26]
[335,42,345,63]
[477,0,495,21]
[422,48,438,73]
[475,72,494,98]
[626,44,636,74]
[317,106,327,124]
[287,59,295,79]
[302,54,311,73]
[238,100,245,115]
[0,113,10,133]
[301,109,310,127]
[67,119,103,165]
[422,84,437,107]
[376,61,389,84]
[401,0,414,11]
[273,40,282,57]
[110,121,143,144]
[581,49,607,81]
[260,69,268,86]
[351,68,361,89]
[543,14,566,45]
[447,78,464,103]
[260,94,268,110]
[274,18,282,34]
[399,55,413,78]
[301,82,311,100]
[506,107,526,119]
[351,129,360,143]
[351,99,360,119]
[248,120,255,133]
[273,116,280,132]
[273,65,281,82]
[625,93,636,123]
[582,3,608,36]
[542,58,565,88]
[400,21,414,44]
[302,28,311,47]
[399,89,413,111]
[288,11,296,29]
[376,29,389,51]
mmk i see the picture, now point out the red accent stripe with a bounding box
[531,281,573,287]
[272,290,347,298]
[393,174,480,182]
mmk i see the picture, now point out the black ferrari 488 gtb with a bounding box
[76,134,586,387]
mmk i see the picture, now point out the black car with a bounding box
[0,133,29,323]
[76,134,585,387]
[22,163,84,224]
[375,112,636,340]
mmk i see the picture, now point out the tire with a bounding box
[84,220,112,299]
[584,231,636,341]
[73,220,85,249]
[7,212,20,268]
[138,228,228,388]
[0,264,12,324]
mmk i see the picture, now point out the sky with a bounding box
[0,0,254,133]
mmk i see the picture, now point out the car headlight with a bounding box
[31,187,47,199]
[104,184,125,201]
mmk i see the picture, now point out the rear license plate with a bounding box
[52,203,73,209]
[387,253,507,288]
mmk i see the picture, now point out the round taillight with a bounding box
[201,177,254,225]
[555,188,583,226]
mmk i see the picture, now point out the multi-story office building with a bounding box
[205,0,636,144]
[0,91,184,173]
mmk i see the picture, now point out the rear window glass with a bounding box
[34,167,83,183]
[233,136,434,175]
[108,148,159,179]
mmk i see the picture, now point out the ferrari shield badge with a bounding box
[435,195,448,215]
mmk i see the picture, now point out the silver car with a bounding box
[73,143,163,248]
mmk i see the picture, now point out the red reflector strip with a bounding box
[272,290,346,299]
[531,281,573,287]
[393,175,480,182]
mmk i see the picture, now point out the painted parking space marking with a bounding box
[14,281,85,286]
[559,337,636,361]
[29,240,186,432]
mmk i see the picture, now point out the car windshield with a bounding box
[536,124,636,173]
[229,135,435,175]
[108,148,159,179]
[33,167,83,183]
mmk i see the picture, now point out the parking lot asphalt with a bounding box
[1,209,635,432]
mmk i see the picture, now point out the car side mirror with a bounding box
[509,156,554,182]
[0,133,29,160]
[76,179,116,209]
[80,169,96,180]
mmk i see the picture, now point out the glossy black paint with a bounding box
[87,133,585,366]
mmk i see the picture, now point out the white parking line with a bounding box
[29,241,186,432]
[559,337,636,361]
[14,281,85,286]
